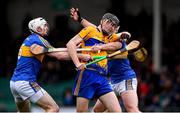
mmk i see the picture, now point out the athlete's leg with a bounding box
[99,92,121,112]
[15,100,30,112]
[76,97,89,112]
[121,90,141,112]
[92,99,107,112]
[35,92,60,112]
[10,81,31,112]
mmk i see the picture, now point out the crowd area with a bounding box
[0,6,180,112]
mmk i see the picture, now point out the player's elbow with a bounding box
[66,42,70,47]
[66,40,73,48]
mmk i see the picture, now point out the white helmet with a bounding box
[28,17,48,34]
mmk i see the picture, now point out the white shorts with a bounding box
[112,78,137,96]
[10,81,46,103]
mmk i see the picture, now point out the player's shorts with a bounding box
[72,69,113,99]
[112,78,137,96]
[10,81,46,103]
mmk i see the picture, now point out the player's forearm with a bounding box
[47,52,70,60]
[81,19,97,28]
[101,42,122,51]
[66,40,81,67]
[47,52,90,61]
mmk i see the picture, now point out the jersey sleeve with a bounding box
[36,37,53,48]
[78,26,94,41]
[25,35,45,47]
[18,35,46,62]
[109,34,119,42]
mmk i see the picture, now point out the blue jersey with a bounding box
[108,41,136,84]
[11,34,48,82]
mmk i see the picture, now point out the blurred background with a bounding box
[0,0,180,112]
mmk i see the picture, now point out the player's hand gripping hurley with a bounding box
[86,40,140,67]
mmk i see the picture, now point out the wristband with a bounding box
[78,17,83,23]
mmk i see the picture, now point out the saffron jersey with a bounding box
[79,26,118,75]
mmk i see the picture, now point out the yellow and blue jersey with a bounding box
[11,34,49,82]
[72,26,119,99]
[108,40,136,84]
[79,26,118,75]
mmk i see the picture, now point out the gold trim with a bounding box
[126,79,133,90]
[74,70,84,96]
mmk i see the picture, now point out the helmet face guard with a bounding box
[28,17,49,35]
[101,13,120,35]
[102,13,119,27]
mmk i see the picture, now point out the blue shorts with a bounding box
[72,69,113,99]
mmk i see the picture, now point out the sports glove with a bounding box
[120,32,131,40]
[75,8,83,22]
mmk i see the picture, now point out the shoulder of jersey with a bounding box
[85,26,96,30]
[25,34,39,44]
